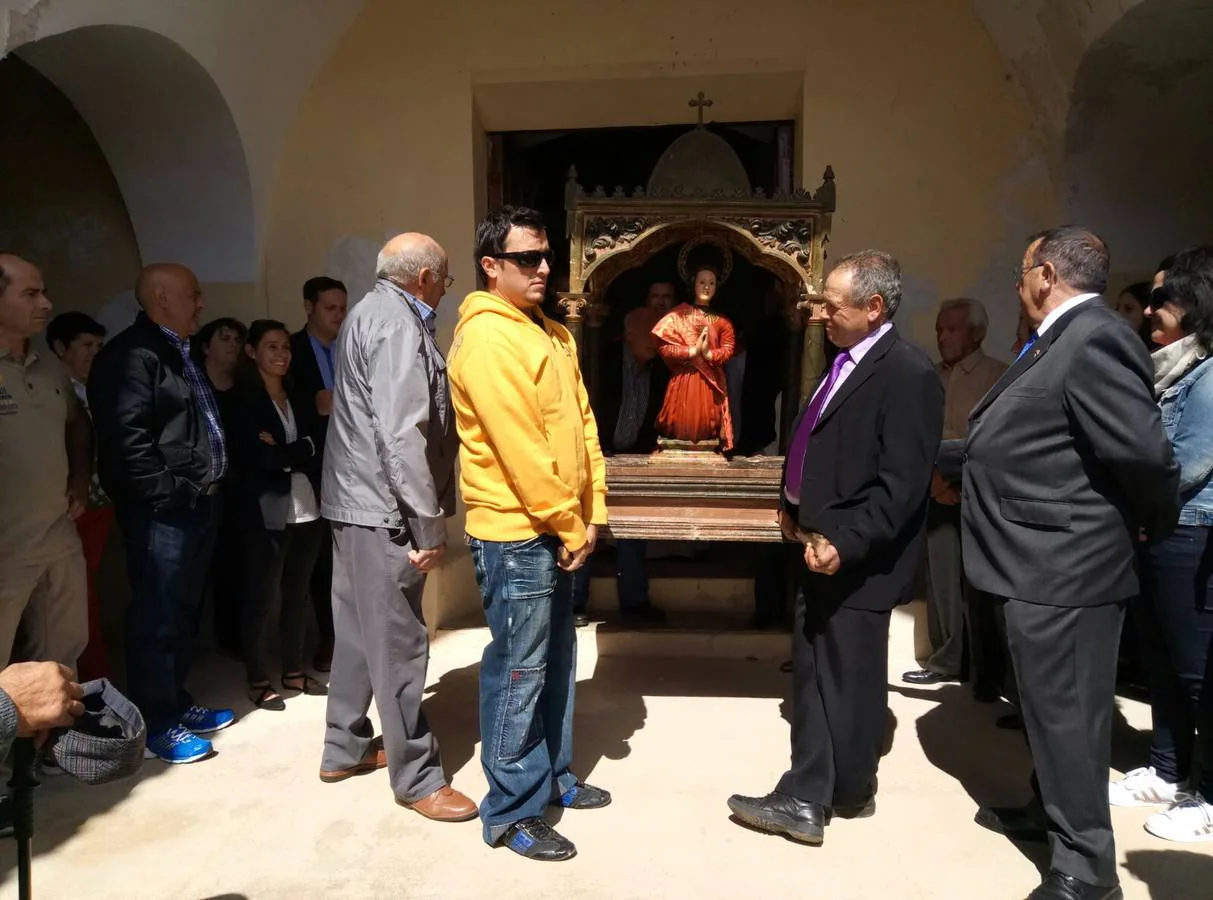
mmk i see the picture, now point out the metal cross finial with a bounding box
[689,91,713,126]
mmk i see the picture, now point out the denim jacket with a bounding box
[1159,357,1213,526]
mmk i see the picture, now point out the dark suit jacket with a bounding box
[89,312,212,510]
[230,385,323,531]
[962,299,1179,607]
[782,325,945,612]
[289,329,331,445]
[593,339,670,454]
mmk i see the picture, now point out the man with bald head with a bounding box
[0,253,90,676]
[89,263,235,765]
[318,233,476,821]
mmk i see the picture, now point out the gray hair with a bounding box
[376,243,443,287]
[835,250,902,319]
[938,297,989,343]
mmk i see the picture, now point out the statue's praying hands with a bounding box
[689,327,710,359]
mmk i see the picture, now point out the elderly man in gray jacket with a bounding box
[318,232,477,822]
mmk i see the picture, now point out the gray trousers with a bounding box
[924,501,965,677]
[321,523,446,802]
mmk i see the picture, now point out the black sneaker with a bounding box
[553,781,612,810]
[499,818,577,861]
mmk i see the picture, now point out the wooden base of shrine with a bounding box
[656,436,723,455]
[603,453,783,542]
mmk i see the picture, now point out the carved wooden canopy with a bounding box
[563,166,836,306]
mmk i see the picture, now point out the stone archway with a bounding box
[12,24,256,325]
[1062,0,1213,277]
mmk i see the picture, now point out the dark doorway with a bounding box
[487,121,795,290]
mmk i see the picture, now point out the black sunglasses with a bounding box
[493,250,555,269]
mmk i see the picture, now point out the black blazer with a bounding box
[961,299,1179,608]
[783,325,944,612]
[230,385,323,531]
[593,339,671,454]
[289,328,331,440]
[88,312,212,510]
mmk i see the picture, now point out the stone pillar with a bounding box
[797,290,828,402]
[557,292,589,361]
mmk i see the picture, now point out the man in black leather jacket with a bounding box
[88,264,236,765]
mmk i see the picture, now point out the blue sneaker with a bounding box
[180,706,235,735]
[144,726,213,764]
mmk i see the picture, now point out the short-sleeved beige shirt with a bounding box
[0,344,81,563]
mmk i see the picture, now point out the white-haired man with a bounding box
[902,297,1006,692]
[318,233,477,822]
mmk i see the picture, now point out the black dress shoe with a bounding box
[727,791,826,845]
[499,818,577,861]
[901,668,959,685]
[620,603,667,625]
[573,613,590,628]
[996,712,1024,731]
[974,803,1048,842]
[1028,871,1123,900]
[972,686,1001,703]
[831,795,876,820]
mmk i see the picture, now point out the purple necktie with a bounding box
[784,349,851,502]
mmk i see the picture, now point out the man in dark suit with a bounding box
[963,227,1178,900]
[728,250,944,845]
[289,276,348,671]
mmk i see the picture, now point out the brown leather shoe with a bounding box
[397,785,479,822]
[318,737,386,783]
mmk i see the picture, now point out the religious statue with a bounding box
[651,256,737,452]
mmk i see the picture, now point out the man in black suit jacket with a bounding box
[728,250,944,845]
[963,228,1178,900]
[289,276,348,671]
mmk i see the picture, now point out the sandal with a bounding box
[249,682,286,711]
[282,672,329,696]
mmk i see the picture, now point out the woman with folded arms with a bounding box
[232,320,328,710]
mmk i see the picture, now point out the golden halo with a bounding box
[677,236,734,287]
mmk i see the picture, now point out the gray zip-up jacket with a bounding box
[320,279,457,548]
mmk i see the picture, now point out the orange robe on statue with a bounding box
[651,303,736,451]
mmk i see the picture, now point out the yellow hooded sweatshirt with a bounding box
[447,290,607,551]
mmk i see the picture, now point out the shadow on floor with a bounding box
[422,652,805,791]
[1124,848,1213,900]
[891,681,1155,878]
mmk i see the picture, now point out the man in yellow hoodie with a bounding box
[448,206,610,862]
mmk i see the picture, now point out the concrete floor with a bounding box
[3,608,1212,900]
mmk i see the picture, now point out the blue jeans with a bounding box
[1137,525,1213,800]
[572,538,649,613]
[117,496,219,733]
[469,534,578,844]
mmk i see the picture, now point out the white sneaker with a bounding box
[1108,766,1182,808]
[1145,794,1213,843]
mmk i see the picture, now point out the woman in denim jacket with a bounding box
[1108,246,1213,842]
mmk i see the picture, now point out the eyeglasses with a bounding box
[1015,262,1045,285]
[439,273,455,289]
[493,250,555,270]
